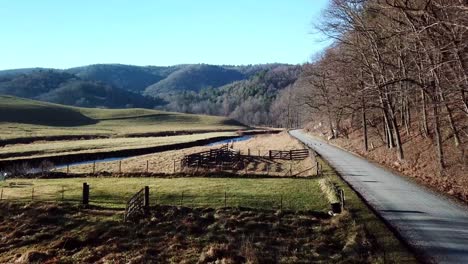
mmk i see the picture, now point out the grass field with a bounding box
[0,95,246,141]
[0,132,236,161]
[0,177,328,211]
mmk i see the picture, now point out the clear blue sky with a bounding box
[0,0,330,70]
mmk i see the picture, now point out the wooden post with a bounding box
[92,162,96,175]
[244,161,248,173]
[269,150,272,159]
[0,188,3,200]
[258,150,260,156]
[173,160,176,173]
[289,164,292,176]
[289,150,292,160]
[82,183,89,206]
[66,164,70,174]
[224,191,227,207]
[146,160,149,173]
[144,186,150,210]
[119,160,122,173]
[31,188,34,201]
[340,189,345,210]
[266,163,269,175]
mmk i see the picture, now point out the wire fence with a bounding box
[0,183,327,211]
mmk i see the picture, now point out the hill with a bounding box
[143,64,246,97]
[67,64,181,93]
[0,70,161,108]
[0,63,302,125]
[162,65,302,125]
[0,95,246,141]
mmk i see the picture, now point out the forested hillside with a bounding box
[161,65,302,125]
[0,70,160,108]
[281,0,467,202]
[0,64,301,124]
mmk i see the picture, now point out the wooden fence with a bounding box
[181,144,242,170]
[124,186,149,222]
[268,149,309,160]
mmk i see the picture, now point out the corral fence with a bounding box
[180,145,313,173]
[180,144,243,170]
[268,149,309,160]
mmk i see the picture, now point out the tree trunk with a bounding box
[432,97,445,172]
[421,89,429,137]
[362,100,368,151]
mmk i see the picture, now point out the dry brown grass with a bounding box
[0,202,383,263]
[59,132,318,177]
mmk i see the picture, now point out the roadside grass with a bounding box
[317,156,419,263]
[0,132,236,161]
[0,95,245,141]
[0,177,329,211]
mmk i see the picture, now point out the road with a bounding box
[290,130,468,264]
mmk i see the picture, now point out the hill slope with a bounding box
[0,70,161,108]
[67,64,181,92]
[143,64,246,97]
[0,95,246,141]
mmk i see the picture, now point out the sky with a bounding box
[0,0,331,70]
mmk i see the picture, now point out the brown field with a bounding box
[58,132,318,177]
[0,132,236,162]
[0,202,387,263]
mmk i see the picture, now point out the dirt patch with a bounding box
[0,202,381,263]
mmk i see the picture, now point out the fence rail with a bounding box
[124,187,149,221]
[268,149,309,160]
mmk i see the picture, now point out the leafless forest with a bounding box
[277,0,467,176]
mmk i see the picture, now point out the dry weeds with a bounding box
[0,202,380,263]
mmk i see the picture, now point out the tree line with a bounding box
[286,0,467,172]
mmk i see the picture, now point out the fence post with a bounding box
[289,164,292,176]
[31,188,34,201]
[224,191,227,207]
[289,150,292,160]
[146,160,149,173]
[269,150,272,159]
[92,162,96,175]
[266,163,269,175]
[66,164,70,174]
[0,188,3,200]
[173,160,176,173]
[144,186,150,211]
[82,183,89,206]
[119,160,122,173]
[340,189,345,210]
[258,150,260,156]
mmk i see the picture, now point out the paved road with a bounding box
[290,130,468,264]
